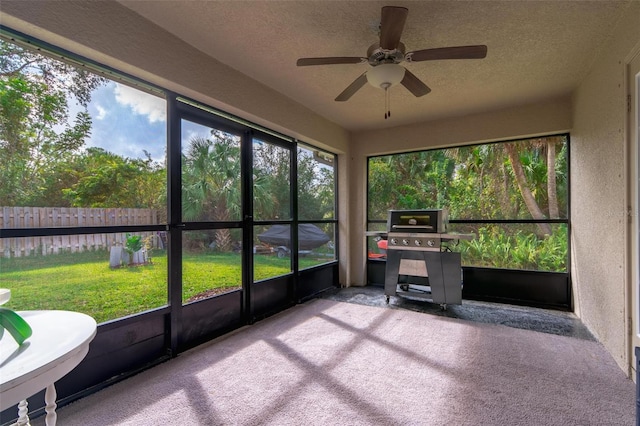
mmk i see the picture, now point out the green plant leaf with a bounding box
[0,307,33,345]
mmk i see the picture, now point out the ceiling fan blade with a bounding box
[335,72,368,102]
[401,69,431,97]
[297,57,366,66]
[407,45,488,62]
[379,6,408,50]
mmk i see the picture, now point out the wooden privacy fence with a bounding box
[0,207,161,258]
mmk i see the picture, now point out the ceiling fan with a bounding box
[296,6,487,118]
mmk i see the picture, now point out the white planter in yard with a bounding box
[109,245,147,267]
[131,249,147,265]
[109,245,124,268]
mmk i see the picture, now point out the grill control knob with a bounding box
[402,239,409,246]
[427,239,435,247]
[414,240,422,246]
[390,238,398,245]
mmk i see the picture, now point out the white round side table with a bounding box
[0,310,97,426]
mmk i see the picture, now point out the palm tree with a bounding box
[252,141,289,220]
[544,137,560,219]
[182,132,287,252]
[182,131,241,251]
[503,142,552,236]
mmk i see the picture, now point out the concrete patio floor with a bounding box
[321,285,595,341]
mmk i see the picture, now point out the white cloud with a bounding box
[95,105,107,120]
[185,129,203,141]
[114,83,166,123]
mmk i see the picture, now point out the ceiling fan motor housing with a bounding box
[367,42,406,66]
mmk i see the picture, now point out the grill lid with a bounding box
[387,209,448,234]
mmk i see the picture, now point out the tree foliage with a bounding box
[182,132,242,222]
[369,136,568,224]
[0,35,333,257]
[182,131,242,251]
[2,38,568,271]
[180,135,336,251]
[62,148,165,210]
[252,140,289,220]
[368,136,569,271]
[0,40,106,205]
[297,148,334,220]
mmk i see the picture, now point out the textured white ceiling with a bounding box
[118,0,631,132]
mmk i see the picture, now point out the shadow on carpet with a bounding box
[33,299,634,426]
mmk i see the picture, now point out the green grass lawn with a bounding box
[0,250,329,324]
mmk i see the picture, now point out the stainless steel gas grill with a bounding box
[384,209,473,309]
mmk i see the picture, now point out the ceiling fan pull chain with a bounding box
[384,87,387,120]
[384,88,387,119]
[387,90,391,118]
[384,87,390,119]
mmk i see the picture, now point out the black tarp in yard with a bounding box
[257,224,330,250]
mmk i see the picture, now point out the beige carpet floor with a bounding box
[34,299,634,425]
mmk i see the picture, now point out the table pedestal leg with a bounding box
[16,399,30,425]
[44,384,57,426]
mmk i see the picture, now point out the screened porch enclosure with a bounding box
[366,135,571,310]
[0,33,339,424]
[2,0,639,422]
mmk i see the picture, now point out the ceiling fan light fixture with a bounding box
[366,63,405,89]
[366,63,405,120]
[296,6,488,117]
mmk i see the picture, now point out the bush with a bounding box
[456,225,567,272]
[125,233,143,254]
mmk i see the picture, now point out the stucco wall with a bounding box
[571,2,640,373]
[347,97,572,286]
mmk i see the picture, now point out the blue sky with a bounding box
[77,81,331,171]
[81,81,167,162]
[80,82,229,163]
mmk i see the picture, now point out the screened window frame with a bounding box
[0,26,340,318]
[365,133,571,273]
